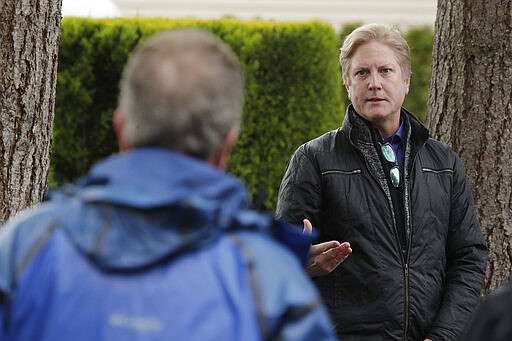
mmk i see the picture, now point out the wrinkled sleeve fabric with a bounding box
[427,153,488,340]
[456,281,512,341]
[276,145,323,229]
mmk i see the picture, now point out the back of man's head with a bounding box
[118,29,244,161]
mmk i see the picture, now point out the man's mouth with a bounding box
[367,98,385,102]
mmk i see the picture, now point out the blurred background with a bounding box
[62,0,437,30]
[55,0,437,210]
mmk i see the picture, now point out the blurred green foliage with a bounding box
[403,26,434,122]
[52,18,343,211]
[53,19,433,211]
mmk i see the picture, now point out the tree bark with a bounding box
[427,0,512,292]
[0,0,62,223]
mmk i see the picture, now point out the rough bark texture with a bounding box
[0,0,62,223]
[427,0,512,292]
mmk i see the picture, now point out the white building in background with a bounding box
[62,0,120,18]
[62,0,437,30]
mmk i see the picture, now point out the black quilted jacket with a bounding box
[276,105,488,341]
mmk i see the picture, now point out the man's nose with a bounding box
[368,73,382,90]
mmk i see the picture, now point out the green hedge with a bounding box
[52,18,344,211]
[53,19,434,211]
[403,26,434,121]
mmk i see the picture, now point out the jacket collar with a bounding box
[74,148,249,212]
[53,149,249,270]
[341,104,429,151]
[340,105,430,202]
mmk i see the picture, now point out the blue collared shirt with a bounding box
[384,118,405,169]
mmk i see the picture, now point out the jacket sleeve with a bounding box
[235,232,337,341]
[276,145,323,229]
[0,205,60,338]
[427,153,488,340]
[456,281,512,341]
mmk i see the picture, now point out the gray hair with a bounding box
[339,23,411,86]
[118,28,244,160]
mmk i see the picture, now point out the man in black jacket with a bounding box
[276,23,488,340]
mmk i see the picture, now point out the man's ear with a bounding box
[210,127,239,170]
[113,109,131,151]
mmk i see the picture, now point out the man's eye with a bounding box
[381,68,392,74]
[355,70,367,76]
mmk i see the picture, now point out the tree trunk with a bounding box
[427,0,512,293]
[0,0,62,224]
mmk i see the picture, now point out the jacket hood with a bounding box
[74,148,249,211]
[53,149,250,270]
[51,149,312,271]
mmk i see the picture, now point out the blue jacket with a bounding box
[0,149,335,341]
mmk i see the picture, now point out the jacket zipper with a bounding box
[350,131,419,341]
[402,147,423,340]
[395,194,408,341]
[404,263,409,340]
[386,177,410,341]
[356,143,410,338]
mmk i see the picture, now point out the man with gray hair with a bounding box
[277,23,487,340]
[0,28,336,340]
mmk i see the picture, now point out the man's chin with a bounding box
[360,109,390,122]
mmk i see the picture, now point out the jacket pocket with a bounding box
[320,168,374,241]
[421,167,453,175]
[321,169,362,176]
[414,167,453,237]
[321,167,371,218]
[420,167,453,201]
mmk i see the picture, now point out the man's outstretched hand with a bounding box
[303,218,352,278]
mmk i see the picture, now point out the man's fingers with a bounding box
[325,243,352,263]
[310,241,341,256]
[306,242,352,277]
[324,242,352,261]
[302,218,313,235]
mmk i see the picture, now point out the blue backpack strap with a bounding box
[228,233,270,339]
[227,230,333,341]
